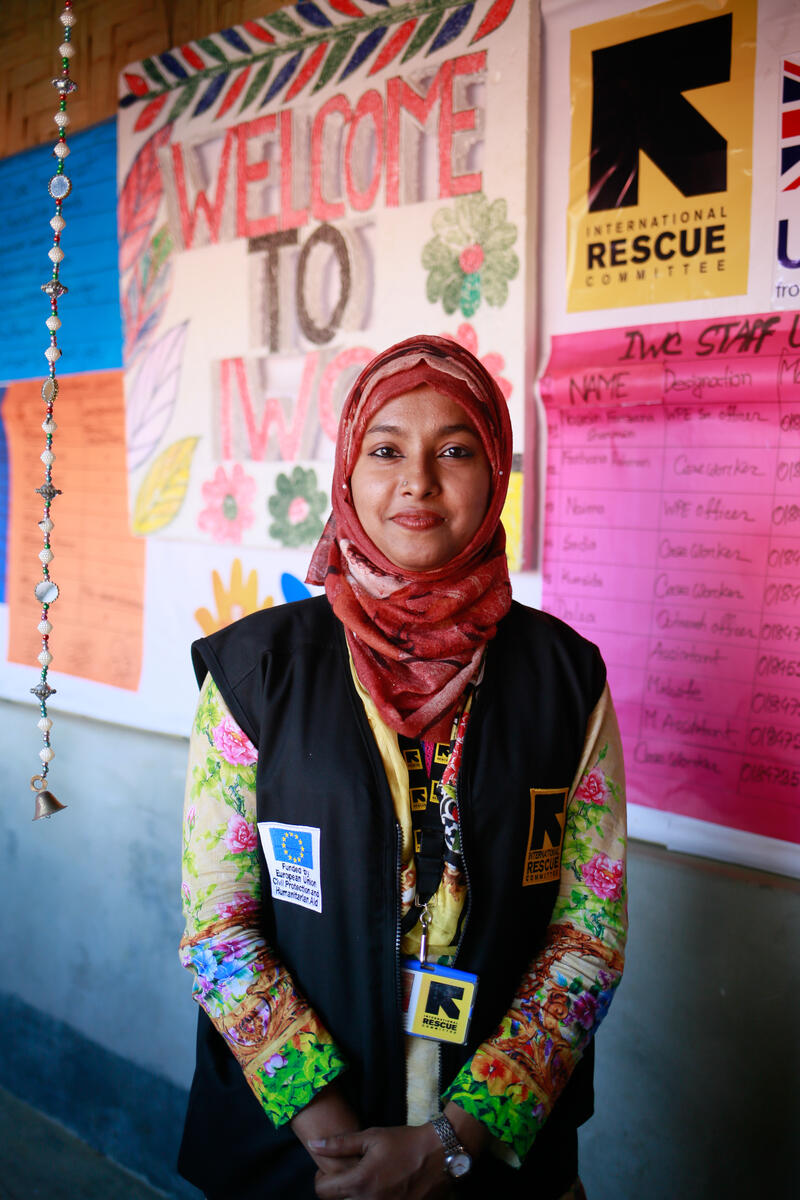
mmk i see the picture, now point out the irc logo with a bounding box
[567,0,755,310]
[588,14,731,211]
[523,788,568,887]
[425,981,465,1021]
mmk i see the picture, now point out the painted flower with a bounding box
[181,881,191,903]
[580,852,624,900]
[268,466,328,547]
[195,558,273,636]
[187,946,218,994]
[198,464,256,543]
[262,1052,287,1078]
[422,194,519,318]
[185,805,197,827]
[212,715,258,766]
[216,891,260,921]
[566,992,599,1030]
[576,767,609,807]
[470,1052,514,1096]
[224,813,258,854]
[443,322,512,400]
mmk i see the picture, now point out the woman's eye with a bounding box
[369,445,401,459]
[441,445,473,458]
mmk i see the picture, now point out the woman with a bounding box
[178,335,627,1200]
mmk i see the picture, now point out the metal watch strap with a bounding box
[431,1114,462,1155]
[430,1114,472,1178]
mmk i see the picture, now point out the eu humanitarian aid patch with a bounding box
[258,821,322,913]
[522,788,568,886]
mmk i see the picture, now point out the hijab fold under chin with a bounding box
[306,335,513,742]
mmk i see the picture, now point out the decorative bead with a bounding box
[38,621,53,636]
[44,346,61,363]
[38,716,53,732]
[60,10,76,26]
[31,680,57,701]
[51,76,77,94]
[48,245,64,263]
[43,419,57,434]
[50,214,66,233]
[39,548,54,564]
[46,315,61,331]
[35,482,62,503]
[39,519,54,535]
[58,42,74,57]
[54,111,70,128]
[41,278,67,298]
[53,141,70,159]
[40,451,55,467]
[38,649,53,667]
[39,746,55,763]
[47,173,71,200]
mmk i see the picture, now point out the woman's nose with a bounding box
[400,455,438,496]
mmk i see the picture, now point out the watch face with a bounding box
[446,1150,472,1178]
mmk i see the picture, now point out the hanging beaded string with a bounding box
[30,1,77,819]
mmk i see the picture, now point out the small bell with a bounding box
[33,789,66,820]
[31,775,66,820]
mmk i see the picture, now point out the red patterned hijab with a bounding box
[307,334,513,741]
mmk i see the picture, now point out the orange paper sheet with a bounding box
[5,371,145,691]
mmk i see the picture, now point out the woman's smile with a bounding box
[390,508,445,530]
[349,385,492,572]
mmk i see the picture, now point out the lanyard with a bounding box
[398,734,451,924]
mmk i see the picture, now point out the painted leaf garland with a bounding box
[430,4,475,54]
[240,58,276,110]
[197,36,229,64]
[133,94,168,133]
[220,27,252,54]
[369,19,417,74]
[471,0,514,42]
[132,437,198,535]
[123,71,148,96]
[313,33,356,91]
[118,1,517,131]
[340,26,387,81]
[160,51,188,79]
[217,66,252,118]
[285,43,329,101]
[264,52,303,104]
[127,322,188,471]
[118,126,172,275]
[194,72,228,117]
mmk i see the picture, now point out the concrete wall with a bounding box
[1,695,797,1197]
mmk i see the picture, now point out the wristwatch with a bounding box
[430,1114,473,1179]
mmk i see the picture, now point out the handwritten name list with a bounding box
[541,313,800,846]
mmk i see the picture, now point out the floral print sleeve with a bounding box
[179,675,347,1127]
[442,683,627,1162]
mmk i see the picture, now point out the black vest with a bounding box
[179,597,606,1199]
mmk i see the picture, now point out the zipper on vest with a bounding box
[439,767,472,1104]
[395,821,408,1117]
[450,771,473,969]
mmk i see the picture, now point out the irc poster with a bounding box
[566,0,756,312]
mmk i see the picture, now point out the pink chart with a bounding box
[541,313,800,846]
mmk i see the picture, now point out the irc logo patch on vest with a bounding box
[523,788,568,886]
[259,821,322,913]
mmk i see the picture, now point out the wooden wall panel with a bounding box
[0,0,286,159]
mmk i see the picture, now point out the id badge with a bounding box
[401,958,478,1045]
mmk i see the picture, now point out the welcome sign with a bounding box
[117,1,530,554]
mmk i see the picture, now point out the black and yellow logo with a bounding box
[568,0,756,310]
[523,788,568,886]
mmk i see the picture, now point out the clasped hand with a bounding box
[310,1123,452,1200]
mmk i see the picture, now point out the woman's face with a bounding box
[350,385,492,572]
